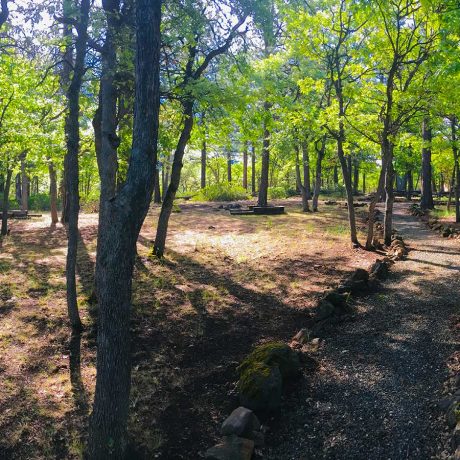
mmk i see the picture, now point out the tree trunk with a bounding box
[451,117,460,223]
[163,154,172,200]
[153,168,161,203]
[406,170,413,201]
[295,144,309,212]
[243,141,248,189]
[1,168,12,236]
[63,0,90,333]
[20,158,28,212]
[153,101,194,258]
[226,147,232,182]
[201,138,206,189]
[88,1,161,457]
[383,156,395,245]
[420,117,434,210]
[251,142,256,196]
[301,140,311,199]
[257,108,270,207]
[15,173,21,202]
[362,172,366,195]
[333,165,338,189]
[312,136,326,212]
[49,162,59,224]
[366,153,388,250]
[353,160,359,194]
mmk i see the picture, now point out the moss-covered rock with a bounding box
[237,342,302,412]
[237,362,282,412]
[238,342,301,380]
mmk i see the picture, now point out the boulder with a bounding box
[205,436,254,460]
[221,407,260,438]
[237,342,302,412]
[237,362,282,412]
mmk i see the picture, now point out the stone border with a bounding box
[205,236,408,459]
[409,203,460,240]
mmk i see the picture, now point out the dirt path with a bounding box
[266,203,460,459]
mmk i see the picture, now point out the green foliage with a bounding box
[193,182,250,202]
[268,186,288,199]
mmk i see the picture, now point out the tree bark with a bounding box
[420,117,434,210]
[301,140,311,199]
[153,168,161,203]
[251,142,256,195]
[333,165,338,188]
[312,136,326,212]
[257,107,270,207]
[353,159,359,194]
[243,140,248,189]
[383,156,395,245]
[295,144,309,212]
[20,157,28,212]
[49,162,59,224]
[63,0,90,332]
[153,101,194,258]
[201,138,206,189]
[226,147,232,182]
[362,172,366,195]
[0,0,9,28]
[451,117,460,223]
[88,0,161,457]
[1,168,12,236]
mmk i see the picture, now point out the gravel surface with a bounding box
[266,203,460,460]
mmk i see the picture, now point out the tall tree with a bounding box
[88,0,162,457]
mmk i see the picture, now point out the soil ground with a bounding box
[0,198,377,459]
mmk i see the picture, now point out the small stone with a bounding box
[221,407,260,438]
[292,328,310,344]
[205,436,254,460]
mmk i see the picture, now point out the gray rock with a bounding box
[205,436,254,460]
[221,407,260,438]
[315,300,336,321]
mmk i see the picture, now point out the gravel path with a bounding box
[266,203,460,460]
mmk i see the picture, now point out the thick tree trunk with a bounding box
[49,162,59,224]
[88,1,161,458]
[201,138,206,189]
[420,118,434,210]
[243,141,248,189]
[0,0,9,28]
[1,168,12,236]
[312,136,326,212]
[63,0,90,332]
[258,110,270,207]
[153,101,194,258]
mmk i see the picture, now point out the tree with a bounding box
[87,0,162,456]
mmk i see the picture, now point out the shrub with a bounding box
[29,193,51,211]
[194,182,250,202]
[268,186,287,200]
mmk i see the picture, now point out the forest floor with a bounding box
[0,198,378,459]
[266,202,460,460]
[0,199,457,459]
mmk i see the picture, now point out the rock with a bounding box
[442,228,451,237]
[349,268,369,282]
[205,436,254,460]
[453,422,460,449]
[324,291,348,308]
[439,397,456,411]
[292,328,310,344]
[238,363,282,412]
[370,260,390,280]
[221,407,260,438]
[252,430,265,448]
[447,401,460,428]
[337,269,370,294]
[315,300,336,320]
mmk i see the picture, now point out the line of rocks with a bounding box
[205,237,408,460]
[409,203,460,240]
